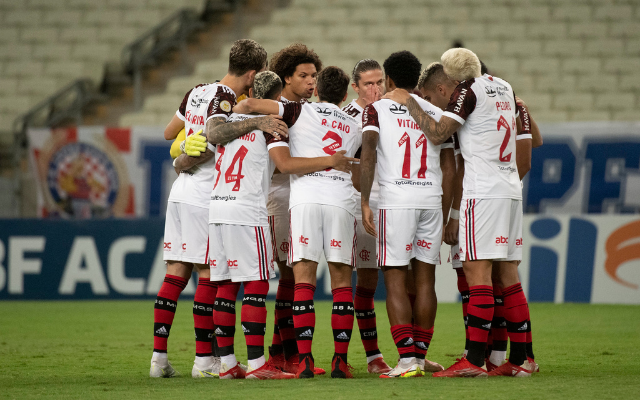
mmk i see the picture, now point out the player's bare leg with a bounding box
[150,261,193,378]
[192,263,220,378]
[411,260,444,372]
[355,269,391,373]
[486,261,535,377]
[328,262,355,378]
[292,260,319,378]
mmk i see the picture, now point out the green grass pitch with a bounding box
[1,300,639,399]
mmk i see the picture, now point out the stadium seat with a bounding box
[552,5,592,22]
[568,22,608,38]
[570,110,611,121]
[584,40,624,57]
[595,93,636,110]
[544,41,583,57]
[503,41,542,57]
[527,22,567,39]
[554,93,594,112]
[536,74,577,94]
[120,112,162,127]
[594,5,634,21]
[512,6,550,22]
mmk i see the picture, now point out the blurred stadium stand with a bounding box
[120,0,640,126]
[1,0,639,217]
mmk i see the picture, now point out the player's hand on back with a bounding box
[383,88,411,105]
[330,150,359,174]
[257,115,289,139]
[515,96,528,111]
[184,129,207,157]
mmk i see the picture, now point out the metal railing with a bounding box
[121,9,204,110]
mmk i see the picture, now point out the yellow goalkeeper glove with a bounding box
[184,129,207,157]
[170,128,186,159]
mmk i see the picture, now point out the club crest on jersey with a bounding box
[36,131,129,218]
[389,104,407,114]
[220,100,232,112]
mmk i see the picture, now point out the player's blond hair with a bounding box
[253,71,282,100]
[441,48,481,82]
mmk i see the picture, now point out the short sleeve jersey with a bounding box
[442,74,532,200]
[209,113,288,226]
[168,83,236,208]
[343,99,381,214]
[362,94,452,209]
[266,96,302,217]
[279,101,362,216]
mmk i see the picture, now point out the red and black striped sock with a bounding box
[354,286,381,360]
[413,325,434,360]
[293,283,316,359]
[193,278,217,357]
[276,279,297,359]
[270,313,283,355]
[331,286,354,362]
[491,282,508,353]
[526,315,534,360]
[213,281,241,358]
[503,283,529,365]
[153,274,188,354]
[456,268,470,352]
[242,280,269,363]
[390,324,415,359]
[466,285,494,367]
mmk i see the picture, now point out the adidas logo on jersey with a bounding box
[155,326,168,336]
[336,332,349,340]
[214,327,224,335]
[518,322,528,331]
[299,329,313,338]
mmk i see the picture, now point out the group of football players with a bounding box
[149,37,542,380]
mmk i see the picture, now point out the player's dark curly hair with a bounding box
[383,51,422,91]
[317,66,349,105]
[269,43,323,87]
[352,59,382,85]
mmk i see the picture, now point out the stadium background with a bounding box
[1,1,640,398]
[0,0,638,303]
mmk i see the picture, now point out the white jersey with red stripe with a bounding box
[168,82,236,208]
[279,101,362,216]
[266,96,304,217]
[209,113,288,226]
[362,94,452,210]
[342,99,380,214]
[442,74,532,200]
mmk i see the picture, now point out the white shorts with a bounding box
[458,198,523,262]
[355,217,378,269]
[163,201,209,264]
[288,204,357,266]
[268,214,290,265]
[377,209,443,267]
[208,223,276,282]
[450,243,462,269]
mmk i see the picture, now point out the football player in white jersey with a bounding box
[262,44,324,374]
[384,48,534,378]
[360,51,454,378]
[420,61,541,372]
[150,39,287,379]
[207,71,355,380]
[342,59,392,375]
[234,66,362,379]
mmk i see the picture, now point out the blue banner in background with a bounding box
[0,219,385,300]
[1,216,639,303]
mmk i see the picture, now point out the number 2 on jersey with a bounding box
[399,132,428,179]
[497,115,512,162]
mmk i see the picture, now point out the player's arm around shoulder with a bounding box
[268,145,357,175]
